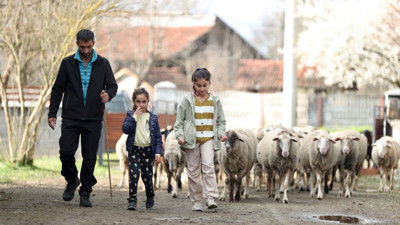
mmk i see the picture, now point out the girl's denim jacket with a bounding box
[173,93,226,151]
[122,110,163,156]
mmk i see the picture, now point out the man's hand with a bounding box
[100,90,109,103]
[48,118,57,130]
[154,154,161,163]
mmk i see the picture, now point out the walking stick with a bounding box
[103,106,113,200]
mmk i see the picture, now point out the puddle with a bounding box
[314,215,363,224]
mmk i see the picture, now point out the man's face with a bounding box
[76,39,95,60]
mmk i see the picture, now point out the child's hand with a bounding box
[154,154,161,163]
[178,137,185,145]
[135,106,143,117]
[220,134,227,142]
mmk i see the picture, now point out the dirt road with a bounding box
[1,175,400,225]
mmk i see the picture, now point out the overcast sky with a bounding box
[195,0,282,55]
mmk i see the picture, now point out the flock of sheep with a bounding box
[115,125,400,204]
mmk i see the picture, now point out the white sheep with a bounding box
[163,130,187,198]
[115,133,129,188]
[371,136,400,192]
[218,128,257,202]
[334,130,367,198]
[298,130,338,200]
[257,128,299,204]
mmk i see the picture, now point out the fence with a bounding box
[0,91,381,157]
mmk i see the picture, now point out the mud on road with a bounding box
[1,175,400,225]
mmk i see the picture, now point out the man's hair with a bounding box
[76,29,95,42]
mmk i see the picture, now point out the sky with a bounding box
[195,0,282,52]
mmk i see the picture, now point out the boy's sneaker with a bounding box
[145,196,154,209]
[63,177,80,201]
[206,197,217,209]
[192,201,203,211]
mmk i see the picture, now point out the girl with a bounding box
[122,87,162,210]
[174,68,227,211]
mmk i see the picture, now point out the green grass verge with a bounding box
[0,154,121,184]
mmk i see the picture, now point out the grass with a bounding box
[0,154,121,184]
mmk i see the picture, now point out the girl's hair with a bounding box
[192,68,211,93]
[132,87,150,110]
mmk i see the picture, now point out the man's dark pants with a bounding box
[59,118,102,194]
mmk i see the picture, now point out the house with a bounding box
[97,14,264,91]
[234,59,326,93]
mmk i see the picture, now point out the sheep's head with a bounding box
[273,130,297,158]
[334,136,359,155]
[373,139,392,159]
[225,130,244,153]
[313,134,335,156]
[164,148,181,172]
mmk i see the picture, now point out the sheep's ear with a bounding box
[352,137,360,141]
[237,137,244,142]
[329,139,336,144]
[385,141,392,148]
[334,137,341,141]
[273,137,279,141]
[313,137,319,141]
[291,137,298,142]
[297,134,304,139]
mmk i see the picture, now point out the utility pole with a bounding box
[282,0,297,127]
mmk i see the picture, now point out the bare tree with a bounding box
[0,0,126,165]
[296,0,400,89]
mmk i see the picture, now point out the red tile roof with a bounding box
[234,59,325,92]
[97,25,213,61]
[146,67,192,91]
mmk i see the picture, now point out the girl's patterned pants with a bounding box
[128,146,155,200]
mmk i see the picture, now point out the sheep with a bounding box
[257,128,299,204]
[218,128,257,202]
[163,130,187,198]
[334,130,367,198]
[115,133,129,188]
[298,130,338,200]
[371,136,400,192]
[361,130,373,168]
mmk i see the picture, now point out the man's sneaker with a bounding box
[127,198,137,210]
[192,201,202,211]
[206,197,217,209]
[145,196,154,209]
[79,192,92,207]
[63,177,80,201]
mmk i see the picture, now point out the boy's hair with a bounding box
[132,87,150,110]
[76,29,95,42]
[192,68,211,93]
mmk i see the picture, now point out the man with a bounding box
[48,29,118,207]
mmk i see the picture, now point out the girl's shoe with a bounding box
[145,196,154,209]
[192,201,202,211]
[127,198,137,210]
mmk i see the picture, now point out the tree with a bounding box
[0,0,129,165]
[296,0,400,89]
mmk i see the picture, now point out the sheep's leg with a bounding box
[172,167,184,198]
[266,169,273,197]
[309,171,316,198]
[229,176,235,203]
[390,168,394,191]
[243,172,251,199]
[282,169,291,204]
[219,176,228,201]
[235,174,243,202]
[316,170,323,200]
[167,171,173,193]
[338,167,344,197]
[378,167,384,192]
[384,168,390,192]
[274,172,281,202]
[344,170,352,198]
